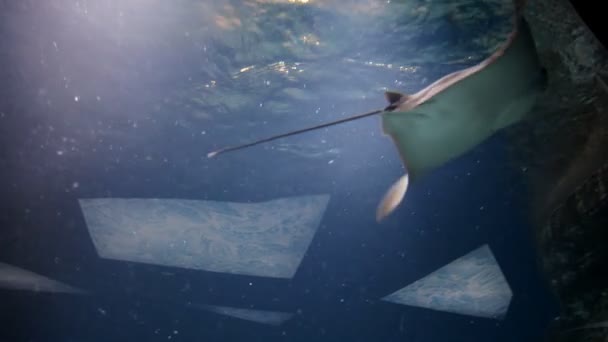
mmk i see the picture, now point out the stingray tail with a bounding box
[207,108,384,158]
[207,91,409,158]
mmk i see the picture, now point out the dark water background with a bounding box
[0,0,558,341]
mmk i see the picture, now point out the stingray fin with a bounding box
[376,173,409,222]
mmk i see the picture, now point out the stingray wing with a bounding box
[376,0,538,221]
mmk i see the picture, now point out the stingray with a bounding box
[208,0,546,222]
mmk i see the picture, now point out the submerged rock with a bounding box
[508,0,608,340]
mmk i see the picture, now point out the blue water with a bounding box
[0,1,558,341]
